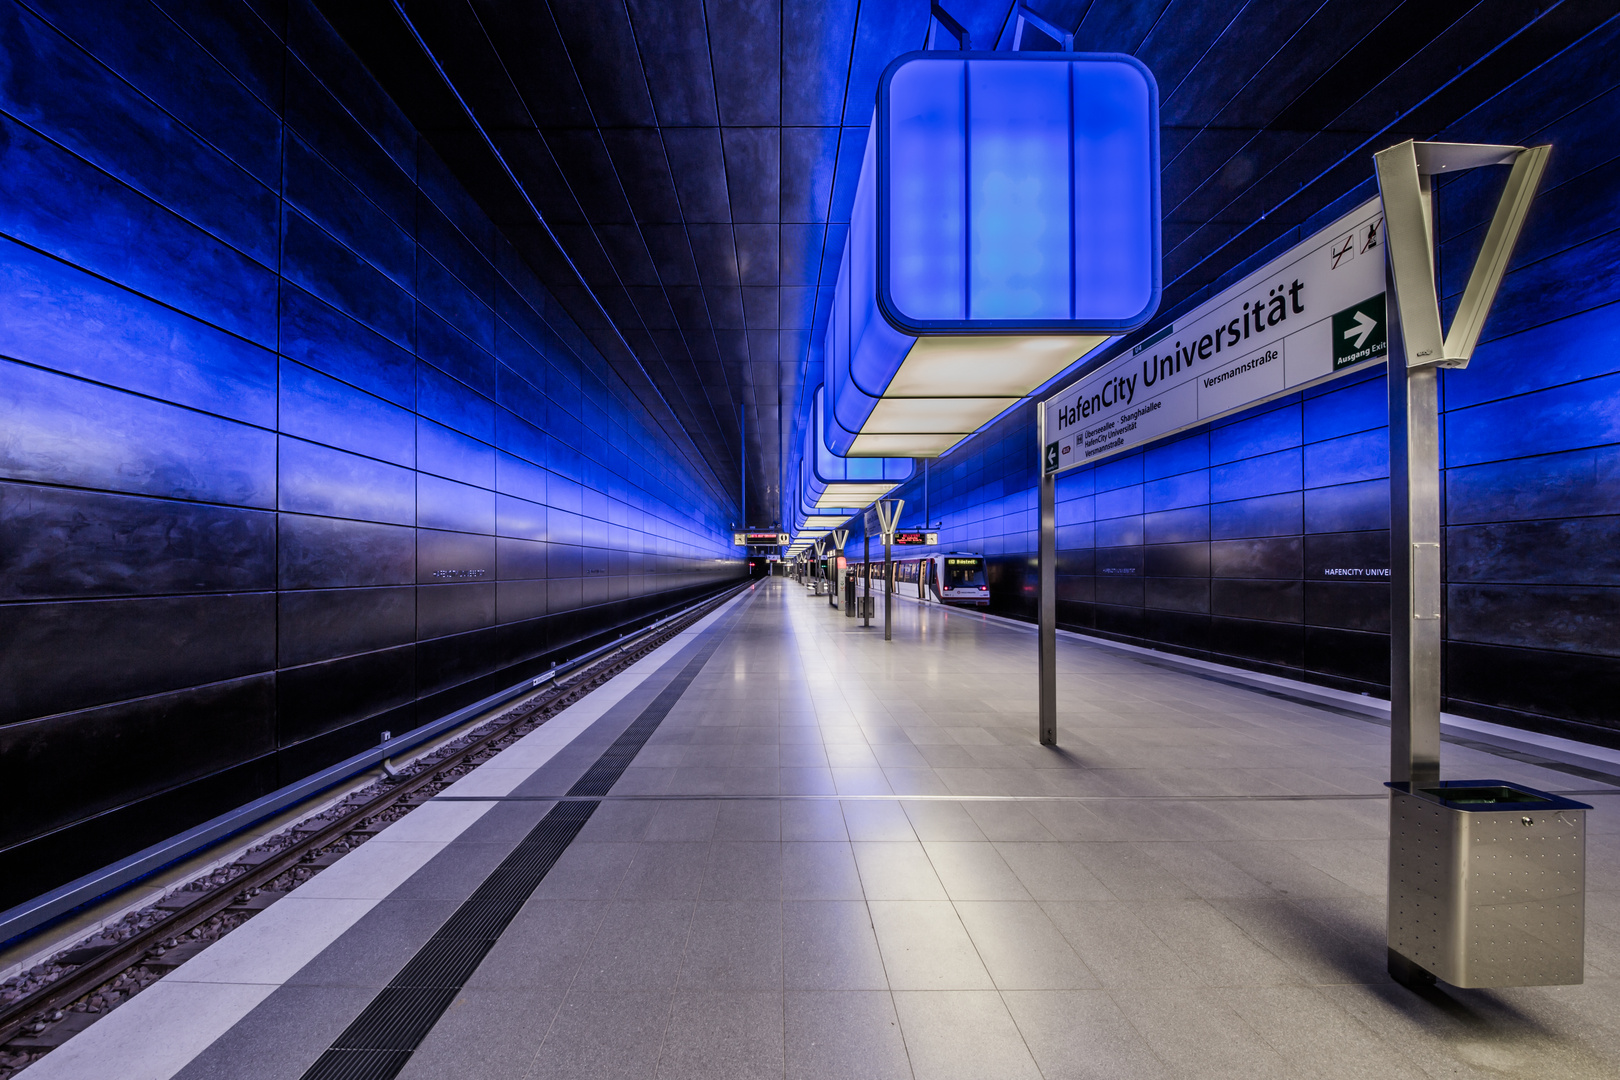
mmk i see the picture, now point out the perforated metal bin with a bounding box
[1387,780,1589,988]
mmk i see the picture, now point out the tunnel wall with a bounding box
[0,0,741,912]
[872,19,1620,748]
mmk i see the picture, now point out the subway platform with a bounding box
[25,578,1620,1080]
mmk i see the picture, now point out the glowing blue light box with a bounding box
[881,53,1159,331]
[825,52,1160,457]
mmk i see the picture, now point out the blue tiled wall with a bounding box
[0,0,741,910]
[871,22,1620,746]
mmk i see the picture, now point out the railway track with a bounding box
[0,584,747,1072]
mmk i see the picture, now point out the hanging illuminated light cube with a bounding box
[826,52,1160,457]
[789,440,865,535]
[805,387,913,509]
[791,489,858,536]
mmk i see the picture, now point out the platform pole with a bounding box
[884,534,893,641]
[1038,410,1057,746]
[1373,139,1553,988]
[1382,151,1444,986]
[1386,268,1442,788]
[1376,145,1449,789]
[863,533,871,627]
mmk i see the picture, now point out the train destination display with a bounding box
[734,531,790,545]
[1042,198,1387,475]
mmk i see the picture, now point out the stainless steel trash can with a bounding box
[1387,780,1589,987]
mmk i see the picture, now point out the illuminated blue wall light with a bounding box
[882,54,1159,329]
[826,52,1160,458]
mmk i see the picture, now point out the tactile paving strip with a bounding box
[297,599,746,1080]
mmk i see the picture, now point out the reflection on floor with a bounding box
[33,579,1620,1079]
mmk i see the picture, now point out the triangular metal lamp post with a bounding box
[1376,139,1546,789]
[1376,139,1559,989]
[874,499,903,641]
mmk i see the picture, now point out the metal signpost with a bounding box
[1375,140,1544,790]
[1038,194,1391,747]
[872,499,903,641]
[841,523,858,618]
[862,527,873,627]
[1372,140,1588,990]
[1038,406,1057,745]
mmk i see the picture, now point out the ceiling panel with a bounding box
[661,128,733,223]
[639,223,701,285]
[686,224,740,288]
[465,0,593,125]
[721,128,781,223]
[708,0,783,126]
[734,225,780,286]
[543,0,658,125]
[625,0,719,125]
[1158,0,1320,129]
[783,0,859,124]
[599,129,685,223]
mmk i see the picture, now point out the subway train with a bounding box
[854,552,989,606]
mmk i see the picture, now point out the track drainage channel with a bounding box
[300,596,745,1080]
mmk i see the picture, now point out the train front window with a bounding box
[944,559,985,588]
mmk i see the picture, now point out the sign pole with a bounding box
[884,530,893,641]
[1038,408,1058,746]
[874,499,903,642]
[1384,267,1441,787]
[863,531,872,627]
[1375,139,1546,787]
[1373,139,1548,986]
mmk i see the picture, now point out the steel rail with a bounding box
[0,583,747,1047]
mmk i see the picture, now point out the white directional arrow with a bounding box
[1343,309,1377,349]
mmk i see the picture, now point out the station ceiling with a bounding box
[321,0,1611,524]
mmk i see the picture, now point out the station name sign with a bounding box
[1043,198,1387,474]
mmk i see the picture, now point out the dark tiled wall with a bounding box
[874,21,1620,747]
[0,0,741,910]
